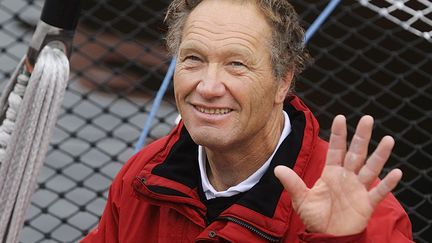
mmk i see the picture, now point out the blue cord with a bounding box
[134,0,341,152]
[304,0,341,44]
[134,58,176,152]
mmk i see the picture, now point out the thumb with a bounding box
[274,165,308,208]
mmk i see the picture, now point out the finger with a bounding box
[344,115,374,173]
[274,165,308,209]
[358,136,395,188]
[326,115,347,166]
[369,168,402,207]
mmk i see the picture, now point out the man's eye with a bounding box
[230,61,245,67]
[185,55,201,62]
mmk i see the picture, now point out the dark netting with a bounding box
[0,0,430,242]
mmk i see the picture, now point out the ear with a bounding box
[275,69,294,104]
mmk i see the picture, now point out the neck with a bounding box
[205,110,285,191]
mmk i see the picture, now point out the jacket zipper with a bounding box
[137,178,279,241]
[216,216,280,242]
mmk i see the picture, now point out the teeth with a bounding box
[196,106,231,115]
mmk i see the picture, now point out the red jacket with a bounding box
[81,96,413,242]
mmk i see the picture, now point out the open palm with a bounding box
[275,115,402,236]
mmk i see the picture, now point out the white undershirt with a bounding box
[198,111,291,200]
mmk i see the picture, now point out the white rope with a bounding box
[0,45,69,243]
[0,73,28,163]
[359,0,432,42]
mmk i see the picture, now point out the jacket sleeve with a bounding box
[80,151,142,243]
[79,126,180,242]
[297,192,414,243]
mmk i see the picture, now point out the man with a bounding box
[82,0,413,242]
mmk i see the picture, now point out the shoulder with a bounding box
[109,123,185,198]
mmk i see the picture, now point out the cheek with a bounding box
[172,74,182,102]
[174,70,195,98]
[222,74,274,112]
[173,74,190,114]
[248,82,279,117]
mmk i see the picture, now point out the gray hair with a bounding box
[165,0,310,89]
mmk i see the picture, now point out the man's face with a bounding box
[174,0,290,150]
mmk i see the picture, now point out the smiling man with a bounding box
[173,1,291,194]
[82,0,413,242]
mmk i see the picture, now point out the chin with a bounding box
[189,130,229,148]
[183,118,235,147]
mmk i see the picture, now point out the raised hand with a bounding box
[274,115,402,236]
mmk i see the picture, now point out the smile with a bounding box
[194,105,232,115]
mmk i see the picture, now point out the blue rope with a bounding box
[134,58,176,152]
[134,0,341,152]
[304,0,341,44]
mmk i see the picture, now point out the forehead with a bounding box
[182,0,271,44]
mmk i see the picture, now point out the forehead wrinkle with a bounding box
[185,19,267,41]
[179,41,256,64]
[182,21,266,54]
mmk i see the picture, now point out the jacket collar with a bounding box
[132,96,319,237]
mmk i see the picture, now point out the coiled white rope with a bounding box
[0,45,69,243]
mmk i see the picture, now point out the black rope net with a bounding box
[0,0,430,242]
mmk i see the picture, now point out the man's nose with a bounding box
[196,64,226,99]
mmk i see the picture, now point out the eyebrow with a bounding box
[178,42,206,58]
[179,42,254,61]
[223,46,254,60]
[179,43,201,54]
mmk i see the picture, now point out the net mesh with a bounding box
[359,0,432,42]
[0,0,430,242]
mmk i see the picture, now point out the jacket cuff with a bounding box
[298,230,366,243]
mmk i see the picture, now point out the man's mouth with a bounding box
[194,105,233,115]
